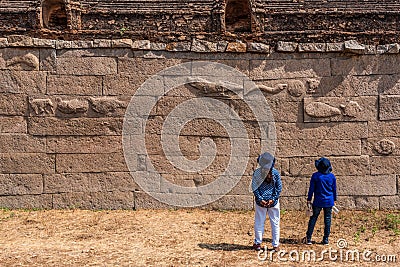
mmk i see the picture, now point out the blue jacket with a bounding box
[307,171,337,208]
[252,168,282,207]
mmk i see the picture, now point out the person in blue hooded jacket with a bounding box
[306,157,337,245]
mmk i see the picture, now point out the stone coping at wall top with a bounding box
[1,35,399,55]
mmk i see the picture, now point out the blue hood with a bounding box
[315,157,332,174]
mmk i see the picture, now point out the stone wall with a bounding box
[2,1,400,43]
[0,35,399,210]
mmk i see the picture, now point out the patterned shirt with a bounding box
[252,167,282,207]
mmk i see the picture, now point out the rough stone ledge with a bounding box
[3,35,399,55]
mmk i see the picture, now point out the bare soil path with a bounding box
[0,209,398,266]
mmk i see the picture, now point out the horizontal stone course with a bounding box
[47,75,103,95]
[47,136,122,154]
[44,172,137,193]
[289,156,370,177]
[28,117,128,136]
[276,139,361,157]
[337,175,397,196]
[0,116,26,133]
[56,57,117,75]
[53,191,134,209]
[0,194,52,209]
[56,153,128,173]
[0,174,43,195]
[0,153,55,174]
[0,93,27,115]
[0,70,46,94]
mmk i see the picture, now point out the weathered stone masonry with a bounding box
[0,35,399,210]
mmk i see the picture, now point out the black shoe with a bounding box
[253,243,262,251]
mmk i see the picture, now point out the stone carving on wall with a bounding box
[340,100,362,117]
[306,78,320,94]
[287,80,305,97]
[6,53,39,71]
[30,98,54,115]
[89,97,125,115]
[374,139,396,155]
[56,98,89,114]
[305,102,341,118]
[187,77,242,98]
[258,83,288,94]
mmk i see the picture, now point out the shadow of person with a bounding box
[198,243,253,251]
[263,237,300,244]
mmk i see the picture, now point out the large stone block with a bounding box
[118,58,189,75]
[227,175,252,195]
[279,196,304,210]
[0,153,55,174]
[0,194,52,209]
[379,95,400,120]
[47,75,103,95]
[0,134,45,153]
[289,156,369,177]
[47,136,122,154]
[276,122,368,140]
[331,55,400,76]
[379,196,400,209]
[368,121,400,138]
[39,48,56,72]
[28,117,128,136]
[354,197,380,210]
[0,174,43,195]
[317,75,378,97]
[56,153,128,173]
[0,70,46,94]
[267,98,301,123]
[0,93,27,115]
[320,74,400,97]
[277,139,361,157]
[56,57,117,75]
[370,156,400,175]
[0,116,26,133]
[303,96,377,122]
[104,73,149,96]
[250,58,331,80]
[280,177,309,197]
[106,73,164,96]
[336,196,356,210]
[203,195,253,210]
[53,191,134,210]
[44,172,138,193]
[337,175,397,196]
[134,191,172,209]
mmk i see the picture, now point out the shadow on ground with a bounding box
[199,238,301,251]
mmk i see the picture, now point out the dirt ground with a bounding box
[0,208,399,267]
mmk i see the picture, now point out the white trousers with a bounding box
[254,200,280,247]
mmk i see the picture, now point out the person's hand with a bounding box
[260,200,268,207]
[266,200,274,207]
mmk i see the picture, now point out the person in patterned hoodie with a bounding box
[251,152,282,252]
